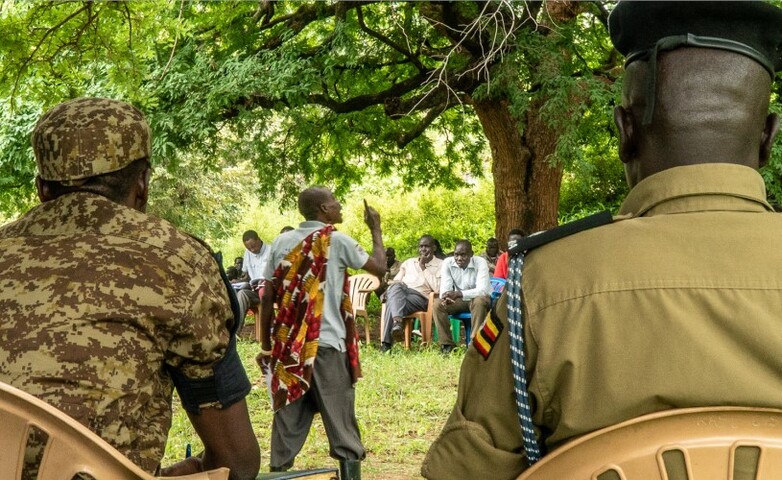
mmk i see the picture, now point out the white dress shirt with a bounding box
[242,243,270,281]
[439,255,490,300]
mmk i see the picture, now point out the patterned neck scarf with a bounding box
[268,225,361,411]
[507,252,541,465]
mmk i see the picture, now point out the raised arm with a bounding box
[360,200,386,278]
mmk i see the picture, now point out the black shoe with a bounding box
[391,319,403,341]
[440,344,454,355]
[380,342,393,353]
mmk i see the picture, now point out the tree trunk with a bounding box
[473,98,563,248]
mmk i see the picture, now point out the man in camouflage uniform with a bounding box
[0,98,260,479]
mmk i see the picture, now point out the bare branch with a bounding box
[591,0,611,29]
[159,0,186,80]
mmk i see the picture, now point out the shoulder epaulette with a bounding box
[508,210,613,255]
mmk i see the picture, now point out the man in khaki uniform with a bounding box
[0,98,260,479]
[423,2,782,479]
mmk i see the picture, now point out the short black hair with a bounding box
[242,230,260,242]
[298,186,331,221]
[454,239,472,252]
[509,228,527,237]
[42,157,150,203]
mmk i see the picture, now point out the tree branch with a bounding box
[159,0,186,80]
[355,5,424,71]
[395,100,457,148]
[11,3,90,105]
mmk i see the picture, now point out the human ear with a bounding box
[132,167,151,211]
[759,113,780,168]
[614,106,637,164]
[35,176,53,202]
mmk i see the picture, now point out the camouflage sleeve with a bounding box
[164,249,250,413]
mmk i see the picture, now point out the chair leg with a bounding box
[403,319,412,350]
[450,318,460,344]
[364,316,371,345]
[379,304,386,346]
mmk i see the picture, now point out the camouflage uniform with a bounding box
[0,191,240,473]
[0,98,250,474]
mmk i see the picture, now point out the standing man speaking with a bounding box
[258,187,385,480]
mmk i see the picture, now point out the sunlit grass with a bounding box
[162,322,465,480]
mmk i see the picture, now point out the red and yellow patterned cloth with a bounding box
[269,225,362,411]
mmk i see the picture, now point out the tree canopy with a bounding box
[2,1,780,243]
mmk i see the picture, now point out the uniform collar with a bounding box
[619,164,773,217]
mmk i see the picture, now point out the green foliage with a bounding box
[147,156,256,242]
[558,137,628,222]
[207,175,496,270]
[141,1,490,206]
[0,102,39,214]
[760,96,782,207]
[0,1,634,238]
[340,178,496,260]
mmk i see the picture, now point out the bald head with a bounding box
[616,48,779,187]
[298,186,343,224]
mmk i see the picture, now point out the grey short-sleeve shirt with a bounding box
[264,221,369,350]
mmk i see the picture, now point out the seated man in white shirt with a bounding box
[433,239,491,354]
[236,229,270,321]
[381,235,442,352]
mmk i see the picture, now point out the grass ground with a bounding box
[162,317,466,479]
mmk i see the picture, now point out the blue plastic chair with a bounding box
[447,277,506,346]
[490,277,506,305]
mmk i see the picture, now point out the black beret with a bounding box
[609,1,782,75]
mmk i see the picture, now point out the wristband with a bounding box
[259,347,273,356]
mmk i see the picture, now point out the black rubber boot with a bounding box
[339,460,361,480]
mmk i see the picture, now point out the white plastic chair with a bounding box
[518,406,782,480]
[0,381,228,480]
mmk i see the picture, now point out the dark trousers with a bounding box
[433,295,491,347]
[236,287,261,320]
[270,346,365,470]
[382,283,429,344]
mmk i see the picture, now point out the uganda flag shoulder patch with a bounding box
[474,309,504,359]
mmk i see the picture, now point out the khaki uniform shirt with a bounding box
[423,164,782,479]
[0,192,237,473]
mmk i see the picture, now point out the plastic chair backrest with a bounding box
[517,406,782,480]
[0,381,229,480]
[348,273,380,314]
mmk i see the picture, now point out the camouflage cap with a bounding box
[32,97,151,185]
